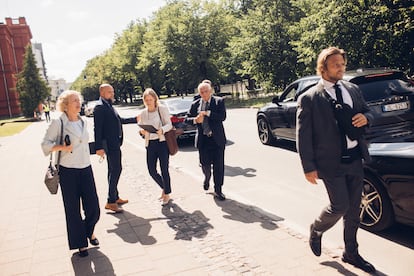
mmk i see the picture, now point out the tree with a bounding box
[290,0,414,74]
[229,0,300,89]
[16,44,50,117]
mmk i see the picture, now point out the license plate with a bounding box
[382,101,409,112]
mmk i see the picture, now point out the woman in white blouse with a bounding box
[41,90,100,257]
[138,88,173,205]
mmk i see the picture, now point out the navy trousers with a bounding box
[146,140,171,194]
[59,165,100,250]
[199,136,225,193]
[106,149,122,203]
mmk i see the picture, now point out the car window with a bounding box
[357,79,414,102]
[163,99,192,112]
[282,86,297,102]
[296,79,319,99]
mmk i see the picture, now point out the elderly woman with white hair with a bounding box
[41,90,100,257]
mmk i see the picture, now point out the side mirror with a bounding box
[272,96,281,106]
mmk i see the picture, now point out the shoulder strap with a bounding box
[157,106,165,125]
[55,119,64,171]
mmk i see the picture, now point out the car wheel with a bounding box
[257,117,276,145]
[359,174,394,231]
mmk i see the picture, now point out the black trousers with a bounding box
[59,166,100,250]
[199,136,225,193]
[313,159,363,255]
[146,140,171,194]
[106,150,122,203]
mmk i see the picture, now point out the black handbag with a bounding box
[325,92,365,140]
[44,119,63,194]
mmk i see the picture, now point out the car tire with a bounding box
[360,173,395,231]
[257,117,276,145]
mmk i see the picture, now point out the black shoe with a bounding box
[203,181,210,191]
[78,248,89,257]
[342,252,376,273]
[89,236,99,246]
[309,224,322,256]
[214,192,226,201]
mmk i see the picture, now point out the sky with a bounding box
[0,0,167,83]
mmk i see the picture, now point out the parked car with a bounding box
[80,102,86,116]
[257,69,414,145]
[361,143,414,231]
[84,100,100,117]
[159,97,196,140]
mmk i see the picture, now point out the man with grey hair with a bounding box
[186,81,227,201]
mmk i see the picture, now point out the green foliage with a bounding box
[71,0,414,100]
[290,0,414,74]
[16,44,50,117]
[230,0,301,89]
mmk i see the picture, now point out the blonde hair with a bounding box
[316,47,347,75]
[56,90,81,112]
[142,88,159,107]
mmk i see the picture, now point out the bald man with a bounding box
[94,84,138,213]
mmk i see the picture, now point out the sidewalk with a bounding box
[0,118,370,275]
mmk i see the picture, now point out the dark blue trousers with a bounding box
[199,136,225,193]
[146,140,171,194]
[59,165,100,250]
[106,150,122,203]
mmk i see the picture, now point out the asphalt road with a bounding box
[85,105,414,276]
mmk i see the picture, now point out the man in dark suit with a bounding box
[296,47,375,273]
[186,81,227,201]
[94,83,138,213]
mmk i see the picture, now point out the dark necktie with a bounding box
[334,83,347,153]
[334,84,343,104]
[202,101,211,136]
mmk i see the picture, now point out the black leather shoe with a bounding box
[309,224,322,256]
[214,192,226,201]
[89,236,99,246]
[78,248,89,257]
[203,181,210,191]
[342,252,376,273]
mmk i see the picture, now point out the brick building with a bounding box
[0,17,32,117]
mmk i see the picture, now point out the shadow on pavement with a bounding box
[71,247,115,276]
[106,210,166,245]
[161,202,213,241]
[213,196,282,230]
[225,165,257,177]
[321,260,387,276]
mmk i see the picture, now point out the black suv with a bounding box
[257,69,414,145]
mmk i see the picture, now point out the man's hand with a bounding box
[96,149,105,158]
[352,113,368,128]
[195,113,205,124]
[305,171,319,185]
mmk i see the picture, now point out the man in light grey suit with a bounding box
[296,47,376,273]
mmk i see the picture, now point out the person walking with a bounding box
[138,88,173,205]
[186,81,227,201]
[41,90,100,257]
[93,83,138,213]
[43,102,50,122]
[296,47,376,273]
